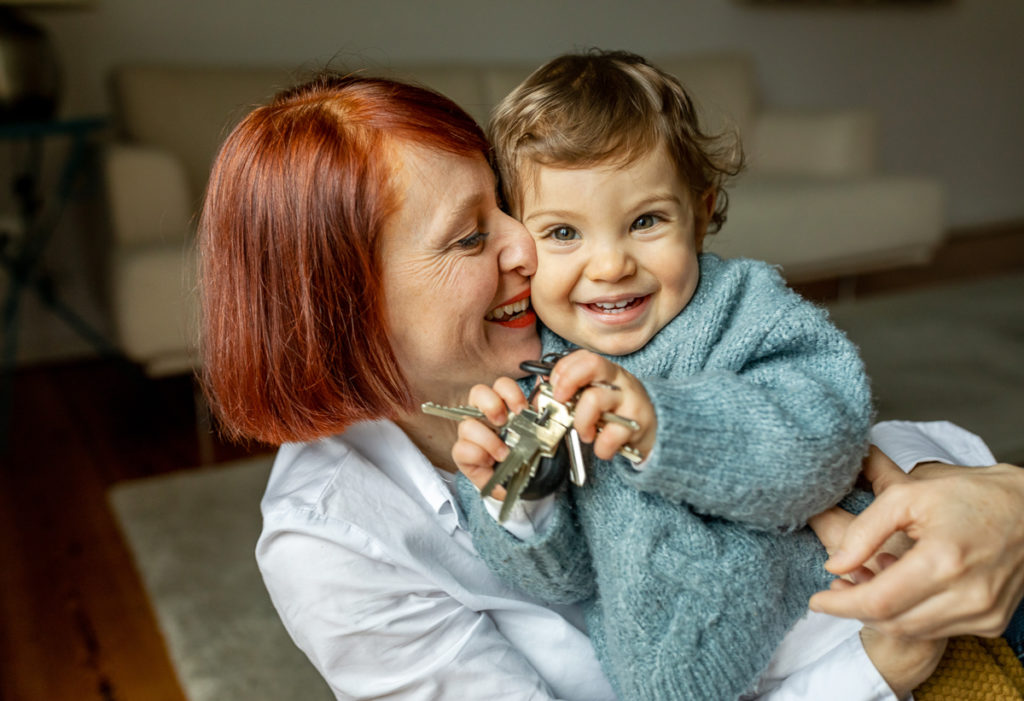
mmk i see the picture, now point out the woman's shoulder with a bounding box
[262,424,410,531]
[264,433,359,510]
[261,421,463,558]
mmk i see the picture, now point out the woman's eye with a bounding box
[549,226,580,242]
[631,214,660,231]
[457,231,488,249]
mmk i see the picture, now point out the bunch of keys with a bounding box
[422,358,643,522]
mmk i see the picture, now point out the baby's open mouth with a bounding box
[583,296,648,314]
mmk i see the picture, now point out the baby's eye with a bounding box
[631,214,660,231]
[548,225,580,242]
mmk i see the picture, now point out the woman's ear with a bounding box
[694,188,717,252]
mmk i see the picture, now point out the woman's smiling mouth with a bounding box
[486,290,536,328]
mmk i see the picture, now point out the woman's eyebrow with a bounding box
[433,192,488,242]
[443,193,486,226]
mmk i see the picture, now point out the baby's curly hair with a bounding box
[490,49,744,237]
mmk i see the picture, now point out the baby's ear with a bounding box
[694,189,717,251]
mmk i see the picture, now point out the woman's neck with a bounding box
[393,410,460,473]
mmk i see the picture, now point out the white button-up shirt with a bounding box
[256,420,995,700]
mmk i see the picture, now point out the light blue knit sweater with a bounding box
[457,254,874,701]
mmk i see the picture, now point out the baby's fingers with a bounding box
[467,383,512,426]
[492,376,529,414]
[452,419,509,496]
[549,350,614,403]
[592,421,637,461]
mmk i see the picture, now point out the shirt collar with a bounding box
[342,420,464,535]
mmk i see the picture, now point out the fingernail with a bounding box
[825,549,845,565]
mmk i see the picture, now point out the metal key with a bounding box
[482,401,572,522]
[421,402,488,422]
[421,360,645,522]
[521,359,644,465]
[422,400,550,522]
[565,427,587,487]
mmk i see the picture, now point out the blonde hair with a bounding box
[490,49,743,235]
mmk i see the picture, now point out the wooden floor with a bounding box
[0,362,268,701]
[0,224,1021,701]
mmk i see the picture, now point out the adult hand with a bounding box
[808,446,1024,639]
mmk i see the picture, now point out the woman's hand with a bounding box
[548,350,657,461]
[808,447,1024,639]
[451,377,529,500]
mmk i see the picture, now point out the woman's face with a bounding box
[381,145,540,406]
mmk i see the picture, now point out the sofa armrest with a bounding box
[748,109,878,178]
[104,143,194,246]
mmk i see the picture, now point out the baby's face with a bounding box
[518,147,707,356]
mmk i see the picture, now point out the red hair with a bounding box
[199,73,490,444]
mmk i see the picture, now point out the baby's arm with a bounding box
[453,380,595,605]
[634,296,871,528]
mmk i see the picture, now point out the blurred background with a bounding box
[6,0,1023,362]
[1,1,1022,699]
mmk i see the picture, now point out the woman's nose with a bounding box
[585,242,635,283]
[497,215,537,277]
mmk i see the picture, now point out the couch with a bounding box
[103,54,945,376]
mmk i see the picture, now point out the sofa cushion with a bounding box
[707,174,945,280]
[114,244,197,374]
[112,65,298,199]
[105,144,193,245]
[749,109,878,177]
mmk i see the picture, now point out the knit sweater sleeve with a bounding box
[454,474,595,604]
[617,258,873,530]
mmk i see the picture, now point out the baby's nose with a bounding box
[585,244,636,283]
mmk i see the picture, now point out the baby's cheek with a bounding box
[529,262,564,307]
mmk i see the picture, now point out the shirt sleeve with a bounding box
[869,420,997,472]
[750,632,900,701]
[257,508,562,701]
[481,491,557,540]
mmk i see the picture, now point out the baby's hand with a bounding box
[549,350,657,461]
[451,377,528,500]
[859,626,946,699]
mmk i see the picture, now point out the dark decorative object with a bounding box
[0,7,61,122]
[737,0,950,5]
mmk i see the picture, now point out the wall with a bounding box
[31,0,1024,228]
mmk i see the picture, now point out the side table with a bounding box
[0,116,113,452]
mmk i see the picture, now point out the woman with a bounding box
[198,73,1024,699]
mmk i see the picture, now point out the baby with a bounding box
[452,50,877,700]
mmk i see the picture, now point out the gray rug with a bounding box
[109,457,333,701]
[828,272,1024,463]
[109,273,1024,701]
